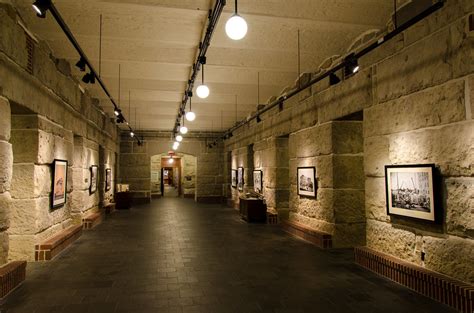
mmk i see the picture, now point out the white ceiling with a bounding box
[13,0,393,132]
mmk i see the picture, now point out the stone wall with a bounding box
[120,134,223,202]
[224,0,473,282]
[0,4,119,261]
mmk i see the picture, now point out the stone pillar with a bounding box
[119,140,151,204]
[0,97,12,264]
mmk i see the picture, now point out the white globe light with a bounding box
[180,126,188,134]
[172,145,178,150]
[225,14,247,40]
[185,111,196,121]
[168,158,174,164]
[176,135,183,142]
[196,84,209,99]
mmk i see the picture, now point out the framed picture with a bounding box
[52,159,68,208]
[385,164,438,222]
[231,169,237,188]
[297,167,317,198]
[89,165,98,194]
[105,168,112,191]
[237,167,244,191]
[253,170,263,193]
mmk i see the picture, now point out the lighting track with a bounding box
[172,0,226,135]
[222,0,445,140]
[35,0,141,145]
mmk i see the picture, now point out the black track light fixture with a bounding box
[116,114,125,124]
[256,115,261,123]
[344,53,360,77]
[82,71,95,84]
[329,73,341,86]
[32,0,50,18]
[114,108,121,117]
[75,57,86,72]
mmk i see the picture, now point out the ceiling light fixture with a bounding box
[344,53,360,77]
[176,135,183,142]
[82,71,95,84]
[185,94,196,121]
[32,0,50,18]
[196,57,209,99]
[130,131,135,137]
[75,57,86,72]
[225,0,247,40]
[329,73,341,86]
[168,156,174,164]
[180,116,188,134]
[114,108,121,116]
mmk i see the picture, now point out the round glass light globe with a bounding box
[180,126,188,134]
[172,145,178,150]
[196,84,209,99]
[225,14,247,40]
[185,111,196,121]
[168,158,174,164]
[176,135,183,142]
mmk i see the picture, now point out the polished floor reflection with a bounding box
[1,198,456,313]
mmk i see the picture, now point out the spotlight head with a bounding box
[225,14,248,40]
[196,84,209,98]
[344,53,359,77]
[185,111,196,122]
[114,108,121,116]
[256,115,261,123]
[180,126,188,134]
[32,0,50,18]
[130,131,135,137]
[116,114,125,124]
[199,56,207,65]
[176,135,183,142]
[75,58,86,72]
[329,73,341,86]
[82,72,95,84]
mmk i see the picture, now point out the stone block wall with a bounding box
[0,4,119,262]
[224,0,473,282]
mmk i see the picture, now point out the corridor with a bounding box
[1,199,456,313]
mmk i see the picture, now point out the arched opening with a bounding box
[150,153,196,198]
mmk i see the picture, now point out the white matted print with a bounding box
[237,167,244,191]
[231,169,237,188]
[385,164,436,222]
[297,167,316,198]
[253,170,262,193]
[52,159,68,208]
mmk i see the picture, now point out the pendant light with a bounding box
[225,0,247,40]
[196,57,209,99]
[185,95,196,121]
[176,135,183,142]
[180,116,188,134]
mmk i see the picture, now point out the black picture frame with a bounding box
[231,169,237,188]
[105,168,112,191]
[237,167,244,191]
[385,164,439,223]
[51,159,68,209]
[90,165,98,194]
[253,170,263,194]
[297,166,317,198]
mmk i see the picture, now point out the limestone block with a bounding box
[290,95,317,132]
[333,189,365,223]
[366,219,417,263]
[37,196,69,233]
[0,192,11,230]
[120,153,149,166]
[72,167,87,191]
[333,155,364,189]
[70,190,87,213]
[196,176,216,185]
[317,69,372,123]
[10,129,38,163]
[120,165,150,179]
[11,115,38,130]
[423,236,474,283]
[364,136,390,177]
[289,212,335,235]
[253,140,268,152]
[389,122,474,177]
[366,80,466,137]
[365,177,390,222]
[288,123,332,159]
[8,235,35,262]
[295,188,334,223]
[0,97,10,141]
[127,178,151,191]
[445,178,474,238]
[0,141,12,193]
[332,121,363,154]
[469,75,474,119]
[271,108,292,137]
[0,231,8,264]
[333,222,366,248]
[37,130,54,164]
[11,164,51,198]
[0,10,28,68]
[198,161,220,176]
[9,198,40,235]
[264,168,290,188]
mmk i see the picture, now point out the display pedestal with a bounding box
[239,198,266,223]
[115,192,132,210]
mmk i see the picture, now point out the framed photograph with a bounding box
[253,170,263,193]
[237,167,244,191]
[297,167,317,198]
[105,168,112,191]
[231,169,237,188]
[385,164,437,222]
[89,165,98,194]
[52,159,68,208]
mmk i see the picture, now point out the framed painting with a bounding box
[297,167,317,198]
[253,170,263,193]
[385,164,438,222]
[105,168,112,191]
[237,167,244,191]
[231,169,237,188]
[89,165,98,194]
[52,159,68,208]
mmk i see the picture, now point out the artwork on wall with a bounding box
[385,164,437,222]
[237,167,244,191]
[90,165,98,194]
[253,170,263,193]
[231,169,237,188]
[297,167,317,198]
[105,168,112,191]
[52,159,68,208]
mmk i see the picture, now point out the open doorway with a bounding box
[150,153,196,198]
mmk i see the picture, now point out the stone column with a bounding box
[0,97,12,264]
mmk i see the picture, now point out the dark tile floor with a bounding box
[1,198,457,313]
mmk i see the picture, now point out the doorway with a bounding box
[161,166,179,197]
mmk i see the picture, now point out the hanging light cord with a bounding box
[235,0,238,14]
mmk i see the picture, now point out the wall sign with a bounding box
[52,159,68,209]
